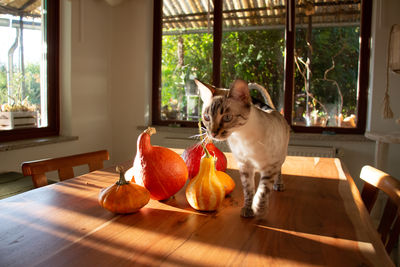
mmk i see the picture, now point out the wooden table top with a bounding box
[0,152,393,267]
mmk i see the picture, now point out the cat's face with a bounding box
[196,79,251,141]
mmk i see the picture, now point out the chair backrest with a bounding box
[360,165,400,254]
[22,150,109,188]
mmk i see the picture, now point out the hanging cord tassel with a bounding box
[382,92,393,119]
[382,25,395,119]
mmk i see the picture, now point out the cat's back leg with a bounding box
[273,172,285,191]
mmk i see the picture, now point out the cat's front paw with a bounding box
[252,201,268,218]
[240,207,254,218]
[273,183,285,191]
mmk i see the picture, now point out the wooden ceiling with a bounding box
[0,0,41,17]
[0,0,362,29]
[162,0,361,32]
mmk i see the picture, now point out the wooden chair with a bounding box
[22,150,109,188]
[360,165,400,254]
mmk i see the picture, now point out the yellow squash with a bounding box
[185,145,225,211]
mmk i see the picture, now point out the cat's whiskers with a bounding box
[189,132,208,141]
[204,134,214,143]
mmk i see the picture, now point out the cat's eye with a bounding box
[203,114,210,121]
[222,114,232,122]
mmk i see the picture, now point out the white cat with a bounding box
[196,79,290,218]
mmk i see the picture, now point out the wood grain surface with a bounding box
[0,152,393,267]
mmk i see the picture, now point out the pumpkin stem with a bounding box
[116,166,129,185]
[144,127,156,136]
[201,142,212,158]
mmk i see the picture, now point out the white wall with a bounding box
[0,0,114,175]
[0,0,399,188]
[368,0,400,176]
[109,0,153,164]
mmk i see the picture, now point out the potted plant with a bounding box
[0,73,38,130]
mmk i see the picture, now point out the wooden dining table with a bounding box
[0,150,394,267]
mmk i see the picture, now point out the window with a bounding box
[0,0,59,142]
[152,0,371,134]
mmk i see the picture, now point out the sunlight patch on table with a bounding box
[256,224,375,253]
[150,200,207,216]
[334,158,347,181]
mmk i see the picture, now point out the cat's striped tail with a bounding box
[248,83,276,110]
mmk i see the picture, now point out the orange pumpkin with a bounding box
[216,171,235,196]
[98,166,150,214]
[131,127,188,200]
[185,145,225,211]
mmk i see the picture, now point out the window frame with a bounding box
[0,0,60,142]
[152,0,371,134]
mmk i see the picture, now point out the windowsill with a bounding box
[289,132,371,142]
[0,136,79,152]
[138,125,372,142]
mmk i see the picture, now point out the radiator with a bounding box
[287,145,337,158]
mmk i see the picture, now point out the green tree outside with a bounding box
[0,62,41,109]
[159,25,360,126]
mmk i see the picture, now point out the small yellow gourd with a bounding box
[98,166,150,214]
[185,144,225,211]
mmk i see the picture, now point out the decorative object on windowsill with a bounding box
[0,99,38,130]
[0,111,37,130]
[2,70,39,130]
[382,24,400,121]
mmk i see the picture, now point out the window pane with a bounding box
[161,0,213,122]
[0,1,46,131]
[221,1,286,112]
[293,0,360,128]
[154,0,369,132]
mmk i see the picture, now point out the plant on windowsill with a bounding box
[0,74,38,130]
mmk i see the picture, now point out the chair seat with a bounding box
[0,172,34,199]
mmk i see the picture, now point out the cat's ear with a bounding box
[229,79,251,104]
[195,79,215,105]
